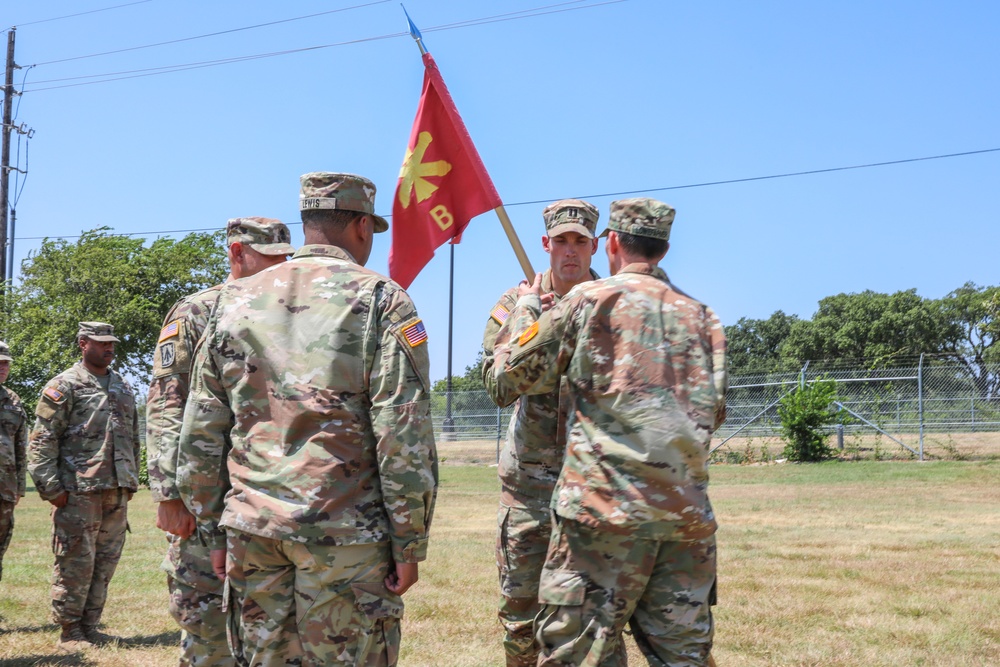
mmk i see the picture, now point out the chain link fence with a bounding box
[432,356,1000,460]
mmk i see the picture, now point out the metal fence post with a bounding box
[918,353,924,461]
[800,361,810,390]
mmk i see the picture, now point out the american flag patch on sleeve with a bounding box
[490,304,510,325]
[401,319,428,347]
[158,320,180,342]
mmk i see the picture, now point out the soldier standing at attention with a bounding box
[28,322,141,651]
[146,218,292,667]
[491,198,727,667]
[481,199,600,667]
[0,341,27,584]
[177,172,438,666]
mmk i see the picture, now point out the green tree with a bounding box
[3,227,227,411]
[780,289,955,368]
[778,377,839,462]
[725,310,799,375]
[938,282,1000,397]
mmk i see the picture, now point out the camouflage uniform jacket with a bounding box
[0,386,27,502]
[177,244,438,563]
[28,363,141,500]
[482,268,599,509]
[492,263,727,541]
[146,284,224,503]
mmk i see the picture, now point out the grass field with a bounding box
[0,443,998,666]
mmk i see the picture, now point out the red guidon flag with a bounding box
[390,52,502,289]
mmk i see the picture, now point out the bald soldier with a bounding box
[481,199,600,666]
[491,198,727,666]
[177,172,438,666]
[146,217,292,667]
[29,322,141,651]
[0,341,27,583]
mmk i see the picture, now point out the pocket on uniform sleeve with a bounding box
[538,568,588,607]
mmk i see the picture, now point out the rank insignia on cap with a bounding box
[43,387,65,403]
[158,320,181,342]
[401,319,428,347]
[517,322,539,346]
[491,304,510,325]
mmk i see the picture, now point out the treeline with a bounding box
[1,228,228,412]
[726,284,998,395]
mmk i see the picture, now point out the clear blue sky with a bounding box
[6,1,999,382]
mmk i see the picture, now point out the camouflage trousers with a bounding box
[50,488,128,626]
[536,518,716,667]
[496,503,551,667]
[165,533,233,667]
[0,499,14,581]
[226,529,404,667]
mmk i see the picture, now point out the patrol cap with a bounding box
[226,217,294,256]
[543,199,599,239]
[0,341,11,362]
[599,198,675,241]
[299,172,388,233]
[77,321,120,343]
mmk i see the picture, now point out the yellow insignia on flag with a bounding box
[491,304,510,326]
[158,320,181,342]
[517,322,539,346]
[43,386,65,403]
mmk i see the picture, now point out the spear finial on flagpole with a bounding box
[401,4,428,56]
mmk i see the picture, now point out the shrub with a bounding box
[778,377,839,462]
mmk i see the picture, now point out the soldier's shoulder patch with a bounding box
[43,386,66,403]
[400,319,428,348]
[490,304,510,326]
[517,322,539,346]
[158,320,181,342]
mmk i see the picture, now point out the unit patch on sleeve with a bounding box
[517,321,539,346]
[158,320,181,342]
[401,319,428,348]
[490,304,510,326]
[159,341,176,368]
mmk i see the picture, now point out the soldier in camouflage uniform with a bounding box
[0,341,28,584]
[177,172,438,667]
[481,199,601,667]
[147,218,292,667]
[28,322,141,651]
[491,198,728,667]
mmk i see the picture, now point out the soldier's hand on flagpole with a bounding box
[540,292,556,312]
[517,273,543,299]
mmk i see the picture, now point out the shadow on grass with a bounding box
[0,622,61,633]
[0,654,97,666]
[123,629,181,647]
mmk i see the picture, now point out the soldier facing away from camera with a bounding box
[28,322,141,651]
[491,198,728,666]
[177,172,438,666]
[146,217,292,667]
[481,198,601,667]
[0,341,27,584]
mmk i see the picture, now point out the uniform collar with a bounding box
[618,262,668,282]
[293,244,358,264]
[542,267,602,298]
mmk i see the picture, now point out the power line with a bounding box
[30,0,391,67]
[14,147,999,241]
[7,1,156,29]
[21,0,626,93]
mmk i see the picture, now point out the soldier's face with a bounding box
[543,231,598,286]
[0,360,9,384]
[81,338,115,368]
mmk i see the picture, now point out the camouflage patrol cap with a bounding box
[299,172,389,233]
[226,217,294,256]
[599,197,675,241]
[77,321,120,343]
[0,341,11,362]
[543,199,599,239]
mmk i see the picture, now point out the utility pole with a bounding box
[0,27,17,292]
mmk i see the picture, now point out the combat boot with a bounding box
[82,624,124,647]
[57,622,95,651]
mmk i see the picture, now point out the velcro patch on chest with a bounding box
[491,304,510,325]
[517,322,539,346]
[158,320,181,342]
